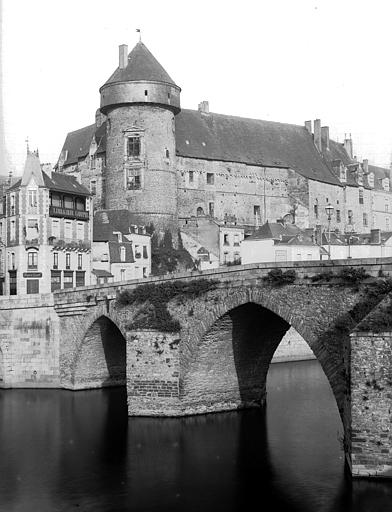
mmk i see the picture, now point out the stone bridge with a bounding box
[0,258,392,479]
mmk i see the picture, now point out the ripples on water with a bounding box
[0,360,391,512]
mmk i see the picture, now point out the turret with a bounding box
[99,41,181,234]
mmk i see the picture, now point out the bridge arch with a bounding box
[72,313,127,390]
[180,286,345,418]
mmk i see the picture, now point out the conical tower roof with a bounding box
[103,42,178,87]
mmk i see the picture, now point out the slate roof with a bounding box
[59,123,106,166]
[175,110,342,185]
[93,209,148,242]
[92,269,113,277]
[245,222,302,241]
[108,241,135,263]
[102,42,178,88]
[8,171,90,196]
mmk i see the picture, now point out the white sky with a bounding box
[2,0,392,175]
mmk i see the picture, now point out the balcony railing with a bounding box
[48,238,91,251]
[49,206,89,220]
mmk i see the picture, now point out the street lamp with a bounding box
[325,204,334,260]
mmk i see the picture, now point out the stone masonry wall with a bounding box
[351,332,392,478]
[0,294,60,388]
[127,330,180,416]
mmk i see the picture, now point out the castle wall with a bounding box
[176,157,308,227]
[62,156,106,210]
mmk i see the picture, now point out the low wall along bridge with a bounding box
[0,258,392,479]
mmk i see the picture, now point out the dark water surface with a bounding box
[0,360,391,512]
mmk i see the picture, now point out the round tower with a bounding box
[99,41,181,235]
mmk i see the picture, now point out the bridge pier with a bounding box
[350,332,392,478]
[127,330,181,416]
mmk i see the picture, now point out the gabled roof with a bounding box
[7,171,90,196]
[58,122,106,167]
[103,42,178,88]
[93,209,148,242]
[245,221,302,241]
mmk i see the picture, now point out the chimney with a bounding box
[198,100,209,114]
[304,120,312,134]
[321,126,330,151]
[119,44,128,69]
[370,228,381,244]
[314,119,322,153]
[362,158,368,174]
[344,134,353,159]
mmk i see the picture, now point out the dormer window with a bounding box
[357,172,363,186]
[368,172,374,187]
[120,246,126,262]
[340,166,347,182]
[383,178,390,191]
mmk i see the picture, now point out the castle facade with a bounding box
[57,41,392,240]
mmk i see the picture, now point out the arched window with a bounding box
[196,207,205,217]
[120,246,126,262]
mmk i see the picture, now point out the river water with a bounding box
[0,360,391,512]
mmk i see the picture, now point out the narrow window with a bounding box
[314,204,319,219]
[53,252,58,269]
[223,234,230,246]
[134,245,141,259]
[387,217,390,230]
[90,180,97,195]
[363,213,368,227]
[77,222,84,240]
[78,253,82,269]
[127,137,141,158]
[209,202,214,217]
[359,188,364,204]
[10,220,15,241]
[336,210,341,223]
[65,221,72,240]
[207,173,214,185]
[189,171,194,184]
[233,234,240,246]
[28,190,37,207]
[126,169,141,190]
[143,246,148,258]
[120,269,126,281]
[27,251,38,270]
[65,253,71,269]
[196,206,204,216]
[348,210,353,225]
[165,149,170,158]
[120,246,126,262]
[144,90,148,96]
[10,194,15,215]
[52,219,60,238]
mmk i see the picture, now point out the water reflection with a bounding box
[0,361,390,511]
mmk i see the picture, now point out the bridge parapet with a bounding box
[52,257,392,308]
